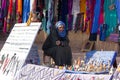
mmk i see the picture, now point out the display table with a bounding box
[14,64,112,80]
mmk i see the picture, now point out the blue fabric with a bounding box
[22,0,30,23]
[91,0,101,33]
[100,24,108,41]
[55,21,66,37]
[115,0,120,24]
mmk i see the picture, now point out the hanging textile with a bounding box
[100,24,108,41]
[16,0,22,23]
[53,0,59,22]
[97,0,104,34]
[22,0,30,23]
[6,0,13,32]
[80,0,86,31]
[115,0,120,24]
[104,0,117,37]
[72,0,80,30]
[74,13,84,32]
[83,0,96,33]
[30,0,34,11]
[41,0,48,33]
[60,0,68,22]
[0,0,8,19]
[89,0,101,41]
[36,0,44,22]
[46,0,54,34]
[1,0,8,32]
[99,0,104,25]
[67,0,73,30]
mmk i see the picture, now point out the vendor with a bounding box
[42,21,72,66]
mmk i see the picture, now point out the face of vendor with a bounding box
[58,25,64,32]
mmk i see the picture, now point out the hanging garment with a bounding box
[91,0,101,33]
[100,24,108,41]
[60,0,68,24]
[74,13,84,32]
[84,0,96,33]
[67,14,73,30]
[67,0,73,30]
[72,0,80,30]
[30,0,34,11]
[53,0,59,22]
[16,0,22,23]
[80,0,86,31]
[46,0,54,34]
[17,0,22,15]
[104,0,117,37]
[0,0,8,19]
[6,0,13,32]
[41,0,49,32]
[115,0,120,24]
[89,0,101,41]
[68,0,73,14]
[99,0,104,25]
[22,0,30,23]
[72,0,80,14]
[97,0,104,34]
[1,0,9,32]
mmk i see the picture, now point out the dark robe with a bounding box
[42,27,72,66]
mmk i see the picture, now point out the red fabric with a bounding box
[98,0,104,24]
[8,0,13,14]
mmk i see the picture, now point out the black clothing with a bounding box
[42,27,72,66]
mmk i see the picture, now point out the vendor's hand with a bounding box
[56,40,61,46]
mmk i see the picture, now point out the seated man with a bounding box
[42,21,72,66]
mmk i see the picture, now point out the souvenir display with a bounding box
[69,51,117,74]
[52,51,117,74]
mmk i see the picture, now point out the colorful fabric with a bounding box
[104,0,117,37]
[46,0,54,34]
[91,0,101,33]
[17,0,22,15]
[115,0,120,24]
[22,0,30,23]
[30,0,34,11]
[100,24,108,41]
[72,0,80,14]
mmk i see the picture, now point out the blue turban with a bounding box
[55,21,65,28]
[55,21,66,37]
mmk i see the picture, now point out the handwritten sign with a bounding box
[0,22,41,80]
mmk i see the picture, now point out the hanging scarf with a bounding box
[17,0,22,15]
[83,0,96,34]
[115,0,120,24]
[30,0,34,11]
[16,0,22,23]
[0,0,7,19]
[80,0,86,32]
[67,0,73,30]
[46,0,54,34]
[22,0,30,23]
[89,0,101,41]
[104,0,117,37]
[91,0,101,33]
[100,24,108,41]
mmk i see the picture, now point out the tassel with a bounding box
[26,12,33,26]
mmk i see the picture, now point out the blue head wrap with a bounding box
[55,21,66,37]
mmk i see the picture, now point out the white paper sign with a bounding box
[0,22,41,80]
